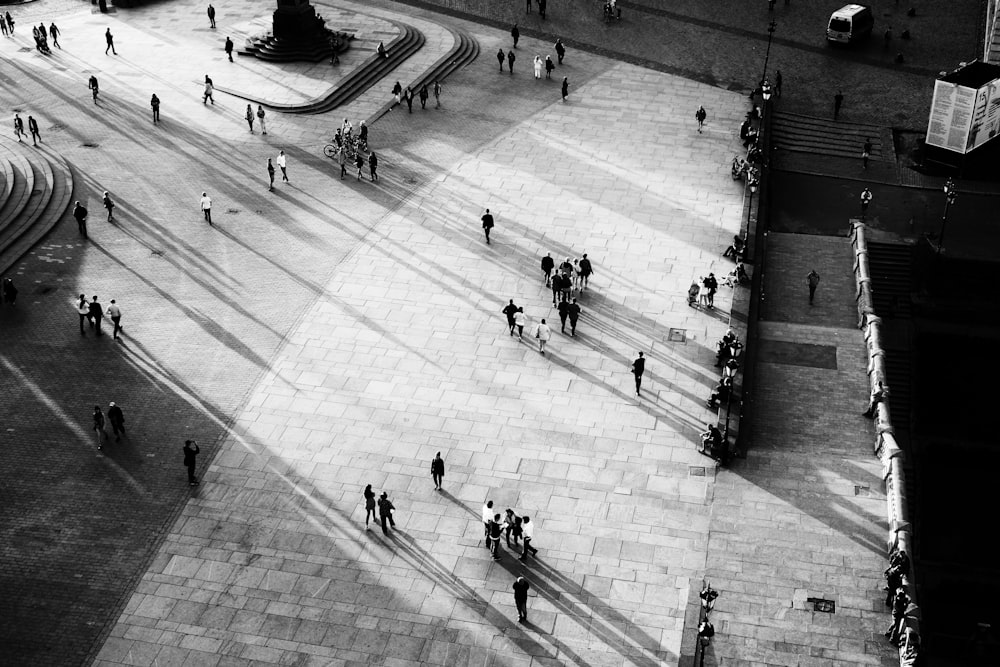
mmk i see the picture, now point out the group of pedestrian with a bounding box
[482,500,538,562]
[92,401,126,450]
[1,11,14,37]
[31,21,52,53]
[12,113,41,145]
[264,150,289,190]
[76,293,124,340]
[244,103,266,133]
[391,80,441,111]
[363,484,397,534]
[525,0,548,19]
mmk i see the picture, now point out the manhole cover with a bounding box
[689,466,706,477]
[807,598,836,613]
[227,209,240,214]
[82,143,99,148]
[668,328,686,343]
[150,249,164,257]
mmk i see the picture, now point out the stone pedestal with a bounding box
[273,0,325,41]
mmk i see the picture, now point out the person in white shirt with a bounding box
[519,516,539,562]
[276,150,288,182]
[482,500,494,547]
[535,319,551,354]
[106,299,123,340]
[200,192,212,225]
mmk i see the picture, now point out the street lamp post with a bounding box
[938,177,957,253]
[761,21,777,89]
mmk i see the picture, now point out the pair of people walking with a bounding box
[93,402,126,449]
[363,484,397,534]
[245,104,267,133]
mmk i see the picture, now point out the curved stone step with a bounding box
[0,150,74,275]
[0,138,36,238]
[220,20,424,115]
[369,25,478,123]
[0,149,54,256]
[0,154,13,209]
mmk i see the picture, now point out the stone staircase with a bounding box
[0,137,75,275]
[772,110,886,161]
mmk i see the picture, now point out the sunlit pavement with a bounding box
[0,1,889,665]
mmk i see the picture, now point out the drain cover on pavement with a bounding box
[668,328,686,343]
[807,598,836,613]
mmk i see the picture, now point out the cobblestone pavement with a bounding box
[1,1,891,666]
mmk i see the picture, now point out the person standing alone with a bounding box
[481,208,495,244]
[150,94,160,123]
[807,269,821,305]
[106,298,123,340]
[631,351,645,396]
[695,106,707,133]
[183,440,200,485]
[207,4,216,29]
[277,150,288,182]
[431,452,445,490]
[200,192,212,225]
[513,576,530,622]
[378,492,396,534]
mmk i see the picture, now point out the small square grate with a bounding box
[668,328,686,343]
[854,484,871,497]
[807,597,836,613]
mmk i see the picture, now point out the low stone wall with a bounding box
[851,220,920,667]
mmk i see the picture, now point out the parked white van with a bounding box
[826,4,874,44]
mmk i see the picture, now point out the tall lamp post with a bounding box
[938,177,957,254]
[760,21,777,88]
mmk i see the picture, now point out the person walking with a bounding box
[107,401,125,441]
[555,38,565,64]
[207,4,216,29]
[105,28,117,55]
[513,576,530,622]
[256,105,266,134]
[391,82,402,108]
[88,75,100,104]
[860,187,873,215]
[419,84,428,109]
[631,351,645,396]
[355,151,364,180]
[183,440,200,485]
[49,22,60,48]
[541,252,554,286]
[203,76,214,104]
[338,145,347,180]
[150,94,160,123]
[73,201,88,238]
[404,87,414,113]
[5,11,13,34]
[431,452,445,489]
[362,484,377,527]
[775,69,783,97]
[507,50,516,75]
[93,406,107,450]
[76,294,90,333]
[695,105,707,133]
[269,151,287,185]
[200,192,212,225]
[433,80,442,108]
[497,48,505,72]
[377,492,396,535]
[481,208,495,244]
[266,157,275,190]
[243,104,253,133]
[106,299,123,339]
[526,0,532,13]
[519,516,538,561]
[561,76,569,101]
[1,15,7,37]
[533,56,542,79]
[862,137,872,169]
[482,499,494,544]
[511,23,519,48]
[88,296,104,336]
[487,514,505,560]
[13,114,24,142]
[807,269,821,305]
[502,299,519,336]
[550,272,563,306]
[538,0,547,19]
[579,253,593,288]
[535,319,551,354]
[544,55,554,79]
[834,90,844,119]
[514,306,528,342]
[557,299,569,334]
[225,36,234,62]
[567,299,581,336]
[27,115,40,145]
[102,191,115,222]
[368,151,378,182]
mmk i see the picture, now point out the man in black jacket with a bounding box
[183,440,200,485]
[74,201,88,238]
[107,402,125,441]
[502,299,519,336]
[88,296,104,336]
[541,252,554,286]
[378,492,396,534]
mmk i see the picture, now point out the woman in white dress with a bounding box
[533,56,542,79]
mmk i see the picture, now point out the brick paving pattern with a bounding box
[0,1,896,666]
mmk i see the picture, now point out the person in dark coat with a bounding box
[511,23,519,48]
[183,440,200,485]
[561,76,568,101]
[2,277,17,305]
[557,299,569,333]
[545,55,554,79]
[419,84,428,109]
[513,576,530,622]
[431,452,445,489]
[378,492,396,534]
[541,252,554,286]
[502,299,519,336]
[150,94,160,122]
[368,152,378,181]
[88,296,104,335]
[404,87,414,113]
[631,351,645,396]
[481,208,495,244]
[497,48,505,72]
[567,299,581,336]
[107,402,125,441]
[555,38,565,64]
[93,406,107,450]
[363,484,376,528]
[507,50,515,74]
[225,36,234,62]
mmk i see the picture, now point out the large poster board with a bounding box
[927,77,1000,154]
[926,81,976,153]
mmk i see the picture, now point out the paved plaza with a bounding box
[0,1,892,665]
